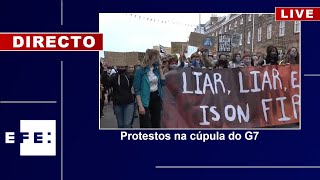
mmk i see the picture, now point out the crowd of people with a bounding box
[100,45,300,128]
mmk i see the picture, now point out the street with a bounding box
[100,103,140,128]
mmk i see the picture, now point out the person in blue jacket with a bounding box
[133,49,166,128]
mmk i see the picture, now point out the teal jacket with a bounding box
[133,65,165,107]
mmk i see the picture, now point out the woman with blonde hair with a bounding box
[133,49,166,128]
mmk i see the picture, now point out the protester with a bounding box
[108,66,134,128]
[133,49,166,128]
[229,53,242,68]
[190,52,202,68]
[258,45,279,66]
[161,56,170,74]
[284,47,299,64]
[251,53,259,66]
[127,65,138,127]
[255,53,266,66]
[226,54,231,62]
[100,62,110,118]
[216,53,229,69]
[242,53,253,67]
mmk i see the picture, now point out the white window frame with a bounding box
[247,31,251,44]
[240,17,243,25]
[224,26,227,32]
[234,20,237,28]
[294,21,300,33]
[279,21,285,37]
[229,24,232,30]
[239,34,242,46]
[267,24,272,39]
[258,27,262,42]
[248,14,252,22]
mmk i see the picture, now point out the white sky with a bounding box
[99,13,228,58]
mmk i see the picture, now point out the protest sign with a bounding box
[182,44,188,53]
[104,51,126,66]
[231,33,241,48]
[171,42,187,54]
[105,51,144,66]
[218,34,231,52]
[202,37,215,49]
[162,65,300,128]
[188,32,206,47]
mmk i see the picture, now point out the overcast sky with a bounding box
[99,13,228,58]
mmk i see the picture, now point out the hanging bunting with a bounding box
[126,13,197,27]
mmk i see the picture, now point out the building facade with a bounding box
[204,14,300,57]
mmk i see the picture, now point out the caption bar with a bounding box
[120,131,259,142]
[0,33,103,51]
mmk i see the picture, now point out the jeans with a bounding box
[114,103,134,128]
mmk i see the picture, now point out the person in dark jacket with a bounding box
[258,45,279,66]
[108,66,134,128]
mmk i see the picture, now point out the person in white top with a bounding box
[133,49,166,128]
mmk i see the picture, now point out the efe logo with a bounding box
[5,120,56,156]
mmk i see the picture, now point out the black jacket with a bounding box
[108,73,134,105]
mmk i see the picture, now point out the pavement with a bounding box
[100,103,140,128]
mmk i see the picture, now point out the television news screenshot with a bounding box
[1,4,320,180]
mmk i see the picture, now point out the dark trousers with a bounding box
[139,91,162,128]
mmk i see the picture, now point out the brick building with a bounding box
[204,14,300,57]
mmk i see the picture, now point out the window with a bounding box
[219,28,223,34]
[267,24,272,39]
[216,31,218,36]
[229,24,232,30]
[247,31,251,44]
[258,27,262,42]
[224,26,227,32]
[239,34,242,46]
[294,21,300,33]
[240,17,243,25]
[234,20,237,28]
[279,21,285,36]
[248,14,252,22]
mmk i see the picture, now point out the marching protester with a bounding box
[229,53,242,68]
[251,53,259,66]
[190,53,202,68]
[134,49,166,128]
[216,53,229,69]
[226,54,231,62]
[100,62,109,118]
[161,56,170,74]
[108,66,134,128]
[284,47,299,64]
[127,65,138,127]
[257,45,279,66]
[242,53,253,67]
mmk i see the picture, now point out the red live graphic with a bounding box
[275,7,320,21]
[0,33,103,51]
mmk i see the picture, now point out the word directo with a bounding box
[0,33,103,51]
[5,120,56,156]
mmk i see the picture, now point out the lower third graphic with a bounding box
[5,120,56,156]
